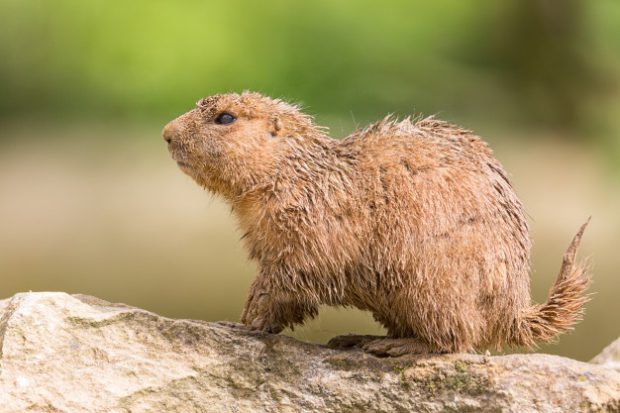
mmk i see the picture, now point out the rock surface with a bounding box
[0,292,618,413]
[592,337,620,372]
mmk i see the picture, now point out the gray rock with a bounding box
[592,337,620,372]
[0,292,618,412]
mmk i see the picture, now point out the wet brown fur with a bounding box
[163,91,591,356]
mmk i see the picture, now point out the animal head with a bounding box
[162,92,316,198]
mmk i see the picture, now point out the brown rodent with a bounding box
[162,91,591,356]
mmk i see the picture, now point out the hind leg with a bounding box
[362,337,443,357]
[359,296,482,357]
[359,317,442,356]
[327,323,441,356]
[327,334,385,349]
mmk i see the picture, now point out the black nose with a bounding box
[162,122,179,143]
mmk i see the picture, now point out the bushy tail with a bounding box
[511,218,592,348]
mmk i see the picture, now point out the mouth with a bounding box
[170,150,192,169]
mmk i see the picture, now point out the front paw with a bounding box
[241,292,283,334]
[247,315,284,334]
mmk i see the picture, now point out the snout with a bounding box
[162,121,181,144]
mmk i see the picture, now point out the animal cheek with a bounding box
[200,137,225,160]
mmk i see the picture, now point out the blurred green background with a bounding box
[1,0,619,361]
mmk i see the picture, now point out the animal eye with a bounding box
[215,112,236,125]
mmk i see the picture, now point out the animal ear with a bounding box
[269,116,283,137]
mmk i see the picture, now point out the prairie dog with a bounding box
[163,92,590,356]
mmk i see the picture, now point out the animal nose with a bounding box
[162,122,180,143]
